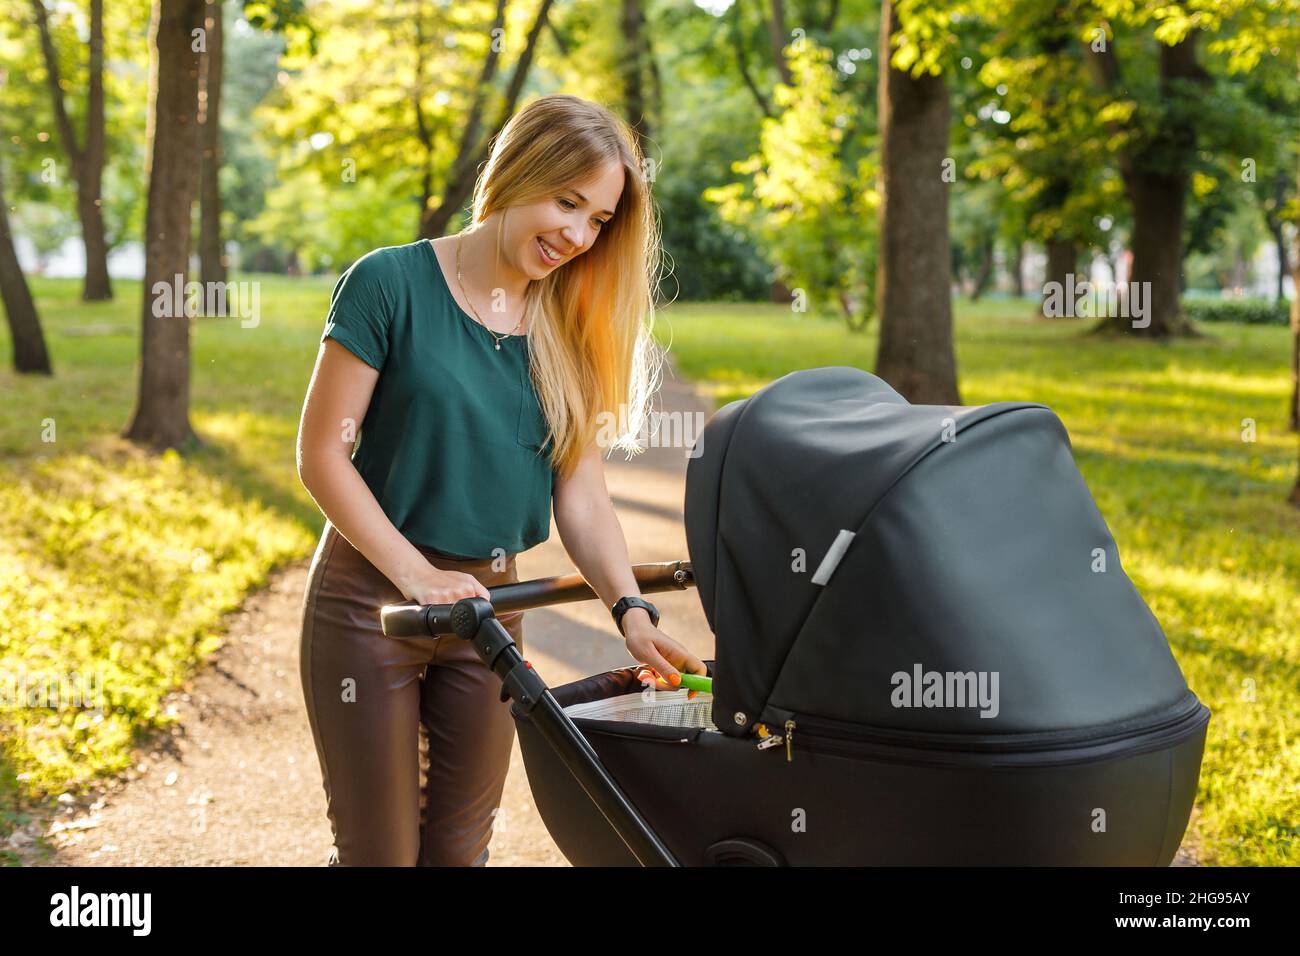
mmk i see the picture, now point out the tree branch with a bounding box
[29,0,83,175]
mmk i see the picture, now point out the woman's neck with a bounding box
[458,223,530,304]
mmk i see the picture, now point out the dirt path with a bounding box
[11,363,1202,867]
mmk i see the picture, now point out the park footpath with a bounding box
[9,359,1202,867]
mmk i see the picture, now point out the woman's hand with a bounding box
[403,566,491,607]
[623,617,708,699]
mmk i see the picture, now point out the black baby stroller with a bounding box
[382,366,1210,866]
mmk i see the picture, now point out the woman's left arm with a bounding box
[553,440,706,685]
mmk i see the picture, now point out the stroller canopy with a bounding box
[684,366,1195,740]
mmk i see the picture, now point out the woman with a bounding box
[296,93,706,867]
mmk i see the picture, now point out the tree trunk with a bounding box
[123,0,205,452]
[1291,147,1300,435]
[1290,268,1299,434]
[767,0,793,87]
[1041,236,1078,318]
[1291,95,1300,499]
[1009,240,1024,297]
[1272,222,1287,304]
[31,0,113,301]
[621,0,650,153]
[1269,170,1289,304]
[1089,36,1204,338]
[81,0,111,300]
[969,233,994,302]
[1093,169,1196,336]
[874,0,960,405]
[198,0,226,288]
[0,170,52,375]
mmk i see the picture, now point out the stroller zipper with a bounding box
[777,696,1208,769]
[753,720,798,762]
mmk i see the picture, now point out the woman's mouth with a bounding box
[537,236,564,264]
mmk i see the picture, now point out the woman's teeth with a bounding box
[538,237,562,262]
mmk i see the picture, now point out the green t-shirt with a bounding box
[320,238,555,559]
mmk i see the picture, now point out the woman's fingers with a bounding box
[679,651,707,676]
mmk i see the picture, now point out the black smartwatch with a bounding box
[610,596,660,637]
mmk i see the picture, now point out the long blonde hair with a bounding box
[465,94,665,483]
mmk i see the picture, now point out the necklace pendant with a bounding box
[494,340,501,351]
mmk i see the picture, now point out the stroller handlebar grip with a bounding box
[379,560,695,638]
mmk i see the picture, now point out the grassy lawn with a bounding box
[1,278,1296,866]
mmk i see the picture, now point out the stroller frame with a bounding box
[381,560,697,867]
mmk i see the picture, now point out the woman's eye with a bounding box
[559,196,604,227]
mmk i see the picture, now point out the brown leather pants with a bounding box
[298,522,523,866]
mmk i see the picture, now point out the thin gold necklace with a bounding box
[455,232,524,351]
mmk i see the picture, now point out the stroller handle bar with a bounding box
[380,560,695,638]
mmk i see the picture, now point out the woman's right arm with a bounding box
[296,338,490,605]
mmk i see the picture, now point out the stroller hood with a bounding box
[684,366,1196,740]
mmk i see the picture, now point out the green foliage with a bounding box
[965,7,1123,251]
[243,160,416,272]
[1183,297,1291,325]
[0,0,152,251]
[704,39,877,324]
[888,0,978,78]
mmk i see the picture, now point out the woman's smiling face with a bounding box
[509,160,625,278]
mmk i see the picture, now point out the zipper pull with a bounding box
[754,722,784,751]
[784,719,796,762]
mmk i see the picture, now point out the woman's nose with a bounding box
[561,221,590,252]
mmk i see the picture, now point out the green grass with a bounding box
[0,278,1295,866]
[654,297,1300,866]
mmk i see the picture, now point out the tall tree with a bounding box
[969,2,1119,318]
[420,0,556,238]
[198,0,226,287]
[0,164,52,375]
[29,0,113,300]
[123,0,206,450]
[874,0,960,404]
[621,0,652,152]
[1085,12,1211,337]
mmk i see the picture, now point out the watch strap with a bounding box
[611,595,660,637]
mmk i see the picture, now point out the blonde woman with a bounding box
[295,94,707,867]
